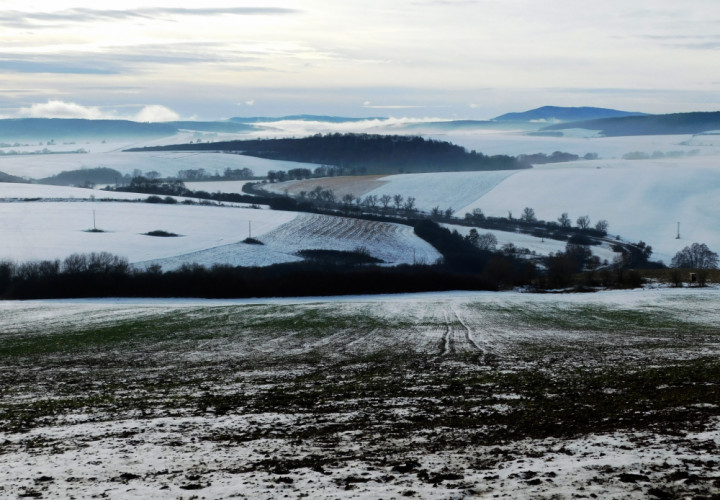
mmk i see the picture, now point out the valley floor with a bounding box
[1,289,719,499]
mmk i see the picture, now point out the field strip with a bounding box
[451,303,483,352]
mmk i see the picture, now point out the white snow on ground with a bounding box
[0,150,318,180]
[5,128,720,268]
[0,182,150,201]
[368,170,517,213]
[463,156,720,265]
[436,131,720,158]
[142,213,442,269]
[0,192,438,268]
[1,288,720,499]
[364,155,720,265]
[0,201,296,263]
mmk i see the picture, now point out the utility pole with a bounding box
[93,210,96,231]
[248,220,252,239]
[676,221,680,239]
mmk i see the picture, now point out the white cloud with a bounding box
[18,100,108,119]
[245,100,255,106]
[134,105,180,122]
[15,100,180,122]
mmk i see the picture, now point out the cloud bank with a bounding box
[17,100,180,122]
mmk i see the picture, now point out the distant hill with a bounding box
[493,106,648,123]
[542,111,720,136]
[0,118,178,140]
[0,118,260,140]
[397,120,506,130]
[125,133,525,174]
[0,170,25,183]
[38,167,125,187]
[229,115,385,124]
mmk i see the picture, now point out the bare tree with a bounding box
[671,243,719,269]
[576,215,591,230]
[476,232,498,251]
[558,212,571,228]
[320,189,335,204]
[363,194,378,208]
[465,208,485,223]
[342,193,355,207]
[403,196,416,212]
[393,194,404,210]
[521,207,537,223]
[379,194,392,209]
[309,186,324,201]
[595,219,609,234]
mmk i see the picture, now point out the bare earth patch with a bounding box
[265,175,389,199]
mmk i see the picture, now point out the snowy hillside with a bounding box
[0,184,439,269]
[362,155,720,265]
[141,213,441,269]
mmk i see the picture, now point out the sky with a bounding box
[1,0,719,121]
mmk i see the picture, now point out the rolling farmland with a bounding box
[1,289,719,498]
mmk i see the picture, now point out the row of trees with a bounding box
[0,251,502,300]
[177,167,254,181]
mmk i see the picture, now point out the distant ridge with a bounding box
[542,111,720,136]
[0,170,25,183]
[0,118,260,140]
[229,115,386,124]
[0,118,177,140]
[493,106,649,123]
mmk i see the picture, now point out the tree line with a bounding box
[0,251,499,300]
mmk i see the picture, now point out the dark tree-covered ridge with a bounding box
[542,111,720,136]
[125,133,526,174]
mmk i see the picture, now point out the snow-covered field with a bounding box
[0,134,319,180]
[141,213,441,269]
[437,131,720,158]
[4,128,720,267]
[337,155,720,265]
[0,199,294,264]
[0,182,150,201]
[459,156,720,265]
[2,288,719,499]
[0,184,438,268]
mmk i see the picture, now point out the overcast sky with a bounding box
[1,0,719,121]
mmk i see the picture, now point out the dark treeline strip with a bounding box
[125,133,526,174]
[542,111,720,137]
[0,257,498,300]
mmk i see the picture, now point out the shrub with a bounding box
[144,230,180,237]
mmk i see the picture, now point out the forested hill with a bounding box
[542,111,720,136]
[493,106,647,122]
[0,170,25,183]
[125,133,525,173]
